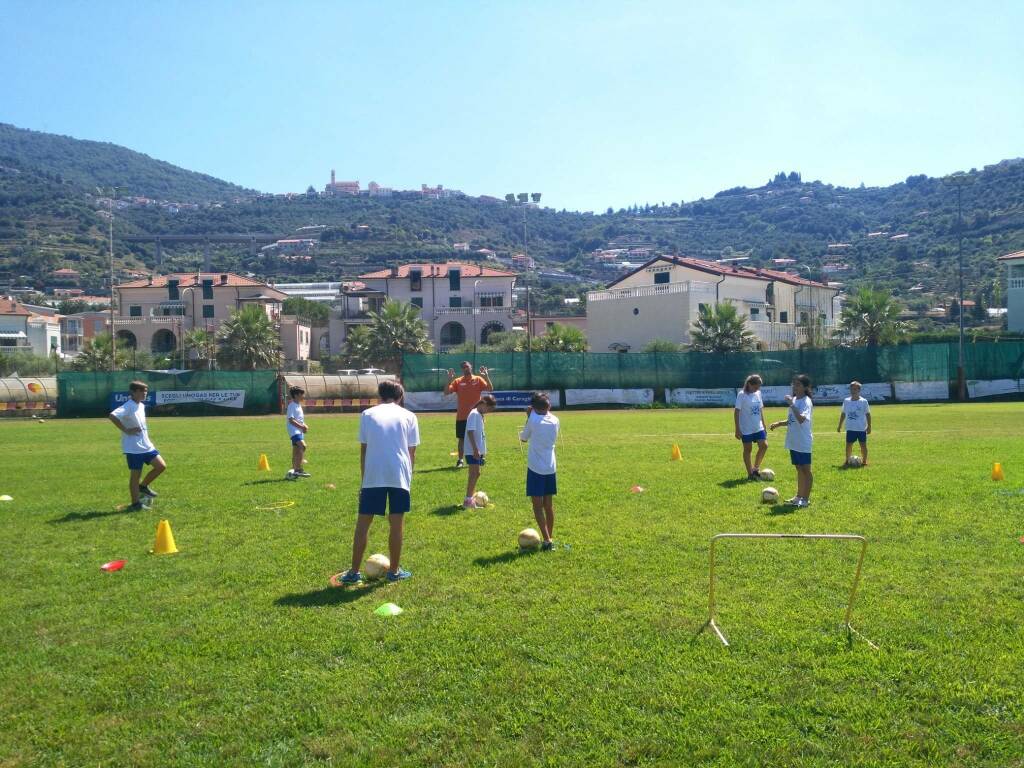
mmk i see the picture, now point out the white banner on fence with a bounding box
[403,391,561,412]
[760,386,794,405]
[894,381,948,401]
[565,388,653,406]
[668,388,735,406]
[967,379,1024,399]
[154,389,246,408]
[812,382,892,403]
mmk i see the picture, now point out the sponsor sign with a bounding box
[565,388,654,406]
[967,379,1024,399]
[668,388,735,406]
[109,391,157,410]
[155,389,246,408]
[894,381,948,401]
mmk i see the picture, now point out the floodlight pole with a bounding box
[108,193,116,372]
[945,174,972,401]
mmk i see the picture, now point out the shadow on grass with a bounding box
[416,466,460,474]
[718,478,754,489]
[242,478,291,486]
[767,504,797,516]
[275,580,385,607]
[431,504,464,516]
[49,507,141,524]
[473,549,537,567]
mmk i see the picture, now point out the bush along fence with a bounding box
[401,342,1024,408]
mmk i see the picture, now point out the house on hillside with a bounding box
[0,297,61,357]
[586,256,838,352]
[334,262,519,352]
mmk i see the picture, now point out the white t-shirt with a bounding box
[842,397,870,431]
[519,411,559,475]
[286,400,305,438]
[358,403,420,490]
[110,399,156,454]
[734,390,765,435]
[784,396,813,453]
[465,409,486,456]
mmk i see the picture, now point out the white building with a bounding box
[0,297,61,357]
[340,261,518,351]
[999,250,1024,332]
[272,282,345,304]
[586,256,839,352]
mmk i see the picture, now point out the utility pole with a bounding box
[944,173,973,401]
[509,192,541,344]
[107,191,116,372]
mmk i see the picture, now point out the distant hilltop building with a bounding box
[324,170,360,196]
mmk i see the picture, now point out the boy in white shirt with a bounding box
[837,380,872,466]
[285,386,310,480]
[519,392,560,551]
[108,380,166,511]
[339,380,420,585]
[734,373,768,480]
[769,374,813,508]
[463,394,497,508]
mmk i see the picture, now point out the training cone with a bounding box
[374,602,403,617]
[258,453,271,472]
[992,463,1004,481]
[671,444,682,462]
[630,485,645,494]
[151,519,179,555]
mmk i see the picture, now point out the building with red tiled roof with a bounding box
[1000,250,1024,332]
[349,261,519,351]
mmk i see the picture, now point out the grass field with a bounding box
[1,403,1023,767]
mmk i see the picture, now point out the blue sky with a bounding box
[2,1,1021,210]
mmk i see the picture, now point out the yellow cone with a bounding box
[992,462,1004,481]
[151,519,179,555]
[258,453,271,471]
[671,444,682,462]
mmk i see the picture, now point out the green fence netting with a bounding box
[956,342,1024,382]
[402,344,971,392]
[58,370,280,418]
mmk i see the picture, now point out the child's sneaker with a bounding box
[295,471,311,478]
[797,497,810,508]
[455,458,465,468]
[386,568,412,582]
[128,501,145,511]
[462,497,477,509]
[338,570,363,585]
[139,485,158,498]
[784,496,801,506]
[541,541,555,551]
[285,470,297,481]
[748,471,760,481]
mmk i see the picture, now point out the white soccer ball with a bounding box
[848,455,863,468]
[758,468,775,481]
[363,553,391,580]
[762,487,780,504]
[518,528,542,549]
[473,491,490,507]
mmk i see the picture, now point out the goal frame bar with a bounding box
[700,533,877,649]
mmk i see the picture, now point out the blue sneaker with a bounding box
[339,570,363,585]
[541,541,555,551]
[386,568,412,582]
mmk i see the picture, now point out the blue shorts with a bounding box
[742,430,767,444]
[466,455,486,466]
[126,450,160,471]
[290,433,305,445]
[789,450,812,466]
[846,430,867,444]
[358,487,410,516]
[526,469,557,497]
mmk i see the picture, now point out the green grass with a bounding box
[1,404,1023,767]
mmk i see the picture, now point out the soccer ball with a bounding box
[762,487,780,504]
[758,468,775,481]
[363,553,391,580]
[518,528,542,549]
[473,491,490,507]
[848,455,863,468]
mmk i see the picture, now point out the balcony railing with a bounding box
[432,307,512,316]
[588,281,714,302]
[1010,278,1024,290]
[0,345,33,354]
[112,317,183,327]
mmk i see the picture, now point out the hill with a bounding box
[0,123,252,203]
[1,122,1023,325]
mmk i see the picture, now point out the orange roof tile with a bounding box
[996,250,1024,261]
[116,272,275,289]
[0,298,31,316]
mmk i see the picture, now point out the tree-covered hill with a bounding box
[0,123,252,203]
[0,122,1022,321]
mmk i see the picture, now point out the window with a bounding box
[780,311,789,323]
[410,297,423,309]
[202,304,215,319]
[546,321,555,329]
[654,272,670,285]
[449,268,461,291]
[202,279,214,300]
[129,305,142,317]
[409,269,422,292]
[449,296,462,308]
[750,307,760,319]
[167,279,179,300]
[479,294,504,308]
[799,312,809,324]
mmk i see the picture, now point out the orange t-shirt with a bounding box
[447,375,491,420]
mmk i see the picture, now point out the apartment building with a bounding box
[1000,250,1024,332]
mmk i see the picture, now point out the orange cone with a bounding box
[258,453,271,471]
[671,444,682,461]
[992,462,1004,481]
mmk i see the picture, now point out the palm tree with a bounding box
[183,328,216,369]
[216,305,281,370]
[836,288,907,346]
[641,338,684,353]
[342,325,373,367]
[70,332,131,371]
[364,300,432,371]
[531,323,588,352]
[690,303,757,353]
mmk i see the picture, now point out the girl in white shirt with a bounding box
[769,374,814,508]
[734,374,768,480]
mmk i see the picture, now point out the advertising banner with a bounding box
[564,388,654,406]
[154,390,246,408]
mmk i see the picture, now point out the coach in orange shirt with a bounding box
[445,361,493,467]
